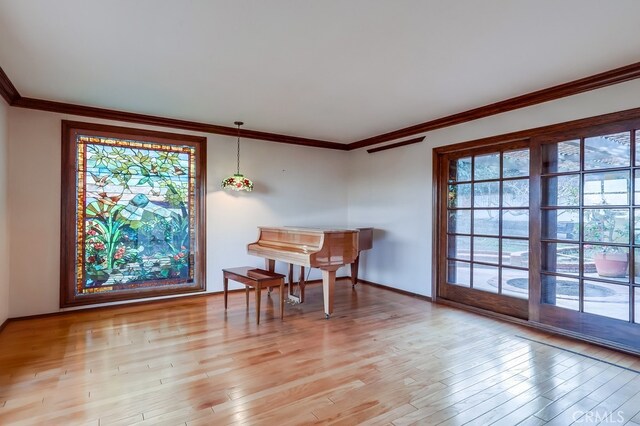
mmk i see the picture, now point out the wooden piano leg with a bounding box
[321,268,336,319]
[279,278,285,320]
[299,266,306,303]
[288,263,294,298]
[265,259,275,294]
[350,255,360,288]
[265,259,275,272]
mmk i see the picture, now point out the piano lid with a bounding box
[281,226,373,251]
[248,226,359,268]
[277,226,372,232]
[261,226,357,233]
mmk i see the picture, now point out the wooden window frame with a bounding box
[60,121,207,307]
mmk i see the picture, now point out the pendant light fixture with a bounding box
[222,121,254,192]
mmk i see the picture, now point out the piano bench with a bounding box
[222,267,286,325]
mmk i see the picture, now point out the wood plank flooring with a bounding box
[1,279,640,425]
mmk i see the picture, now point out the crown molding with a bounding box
[434,105,640,155]
[11,97,347,150]
[3,61,640,152]
[0,65,20,105]
[348,60,640,150]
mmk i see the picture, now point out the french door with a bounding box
[439,141,531,319]
[534,124,640,348]
[435,117,640,352]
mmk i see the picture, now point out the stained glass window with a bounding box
[61,122,206,306]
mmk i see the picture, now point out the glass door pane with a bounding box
[540,133,636,334]
[443,147,530,318]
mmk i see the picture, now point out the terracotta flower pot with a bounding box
[594,252,628,278]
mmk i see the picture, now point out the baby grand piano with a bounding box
[247,226,373,318]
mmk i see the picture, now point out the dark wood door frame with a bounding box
[432,109,640,355]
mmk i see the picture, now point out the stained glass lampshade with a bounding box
[222,173,253,191]
[222,121,253,192]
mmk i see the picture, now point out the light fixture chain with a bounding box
[222,120,252,192]
[236,122,241,175]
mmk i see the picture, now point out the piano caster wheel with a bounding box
[325,314,330,320]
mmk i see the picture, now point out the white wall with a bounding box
[6,78,640,316]
[348,79,640,297]
[7,108,349,317]
[0,100,8,325]
[347,141,431,293]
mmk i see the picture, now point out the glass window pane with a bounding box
[542,175,580,206]
[447,235,470,260]
[634,248,640,284]
[474,182,500,207]
[584,132,630,170]
[502,210,529,238]
[541,275,579,311]
[474,153,500,180]
[473,237,499,264]
[472,264,499,293]
[448,184,471,208]
[583,281,629,321]
[449,157,472,182]
[583,208,629,244]
[542,209,579,241]
[634,170,640,205]
[542,140,580,174]
[72,135,202,303]
[503,149,529,178]
[635,287,640,323]
[542,242,580,276]
[502,238,529,267]
[584,246,629,283]
[448,210,471,234]
[448,261,470,287]
[503,179,529,207]
[501,268,528,299]
[473,209,499,235]
[583,171,629,206]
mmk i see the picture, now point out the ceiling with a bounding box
[1,0,640,144]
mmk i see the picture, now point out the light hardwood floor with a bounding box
[1,280,640,425]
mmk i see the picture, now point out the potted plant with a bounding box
[593,247,628,277]
[584,208,629,278]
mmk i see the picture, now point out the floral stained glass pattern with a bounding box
[75,135,197,296]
